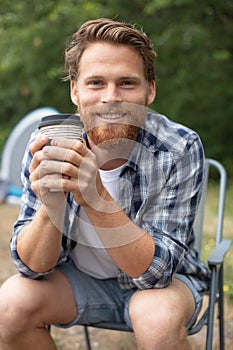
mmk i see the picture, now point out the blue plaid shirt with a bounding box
[11,112,209,292]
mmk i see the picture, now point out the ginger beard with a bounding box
[80,102,147,148]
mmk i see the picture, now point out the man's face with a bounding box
[70,42,155,147]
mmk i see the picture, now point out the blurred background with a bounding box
[0,1,232,348]
[0,0,232,177]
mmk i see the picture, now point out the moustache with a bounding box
[82,103,147,124]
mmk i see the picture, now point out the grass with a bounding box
[201,182,233,300]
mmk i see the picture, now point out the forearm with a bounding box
[85,192,155,278]
[17,205,63,273]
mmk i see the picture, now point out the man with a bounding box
[0,18,209,349]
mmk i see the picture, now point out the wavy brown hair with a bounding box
[64,18,157,83]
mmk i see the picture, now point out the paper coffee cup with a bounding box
[39,114,83,141]
[38,114,83,192]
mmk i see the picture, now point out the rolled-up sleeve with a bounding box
[119,132,204,290]
[10,131,66,279]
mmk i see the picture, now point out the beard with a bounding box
[80,102,147,148]
[87,123,140,147]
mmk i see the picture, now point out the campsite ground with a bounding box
[0,203,233,350]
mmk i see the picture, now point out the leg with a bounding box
[0,270,77,350]
[129,278,195,350]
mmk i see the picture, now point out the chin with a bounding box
[87,124,139,146]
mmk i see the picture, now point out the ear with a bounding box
[146,80,156,106]
[70,81,79,106]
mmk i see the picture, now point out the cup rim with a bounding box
[39,114,83,128]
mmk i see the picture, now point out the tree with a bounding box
[111,0,233,175]
[0,0,111,147]
[146,0,233,175]
[0,0,232,176]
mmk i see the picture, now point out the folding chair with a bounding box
[80,158,231,350]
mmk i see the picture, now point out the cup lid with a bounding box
[39,114,83,128]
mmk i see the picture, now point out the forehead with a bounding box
[78,42,145,78]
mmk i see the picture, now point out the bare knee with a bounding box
[129,290,188,349]
[0,274,41,343]
[129,290,175,330]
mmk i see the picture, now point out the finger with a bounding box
[39,159,79,179]
[30,175,66,205]
[30,158,80,196]
[30,175,50,198]
[29,148,51,174]
[42,145,84,167]
[29,159,49,184]
[30,135,49,156]
[40,173,68,192]
[51,139,89,157]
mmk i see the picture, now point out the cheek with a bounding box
[79,92,101,110]
[125,90,148,106]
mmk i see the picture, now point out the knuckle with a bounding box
[63,162,73,173]
[61,179,70,192]
[68,152,77,164]
[33,151,41,163]
[73,140,83,151]
[30,181,36,193]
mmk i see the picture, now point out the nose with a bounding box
[101,83,122,103]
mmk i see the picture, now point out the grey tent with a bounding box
[0,107,59,190]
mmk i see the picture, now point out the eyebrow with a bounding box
[83,74,141,82]
[83,75,103,82]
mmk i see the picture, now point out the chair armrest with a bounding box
[208,239,232,267]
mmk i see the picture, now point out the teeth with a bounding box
[101,114,122,119]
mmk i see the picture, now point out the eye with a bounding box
[87,80,104,88]
[120,80,137,88]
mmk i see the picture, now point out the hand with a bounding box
[29,135,68,225]
[30,137,108,210]
[29,135,52,201]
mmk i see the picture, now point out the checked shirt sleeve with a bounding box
[119,131,205,290]
[10,131,66,279]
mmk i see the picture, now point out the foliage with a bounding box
[0,0,111,146]
[0,0,232,176]
[115,0,233,176]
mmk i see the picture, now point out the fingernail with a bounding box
[51,139,57,146]
[43,146,49,153]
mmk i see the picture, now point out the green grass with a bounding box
[201,182,233,300]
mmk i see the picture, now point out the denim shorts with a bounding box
[55,259,202,330]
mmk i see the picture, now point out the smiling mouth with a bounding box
[97,113,127,120]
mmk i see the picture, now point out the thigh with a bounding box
[0,269,77,327]
[55,259,130,327]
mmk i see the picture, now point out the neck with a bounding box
[87,137,134,170]
[100,158,127,171]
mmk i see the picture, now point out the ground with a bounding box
[0,203,232,349]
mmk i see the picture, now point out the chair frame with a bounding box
[80,158,231,350]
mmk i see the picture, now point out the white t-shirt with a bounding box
[70,164,124,279]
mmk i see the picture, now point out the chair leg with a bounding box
[83,326,92,350]
[218,265,225,350]
[206,267,218,350]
